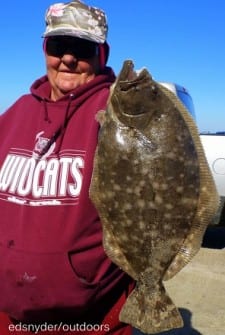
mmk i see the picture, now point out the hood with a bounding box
[29,67,116,159]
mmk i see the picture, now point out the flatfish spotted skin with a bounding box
[90,60,219,334]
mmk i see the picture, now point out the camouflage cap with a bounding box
[43,1,108,44]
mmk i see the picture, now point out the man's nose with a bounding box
[61,53,78,65]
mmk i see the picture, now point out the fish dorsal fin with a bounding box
[159,85,220,280]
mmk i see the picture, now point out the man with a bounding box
[0,1,134,334]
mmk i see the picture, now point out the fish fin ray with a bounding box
[90,148,137,280]
[159,84,220,280]
[95,109,106,126]
[102,224,137,279]
[164,171,220,280]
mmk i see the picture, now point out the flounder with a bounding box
[90,60,219,334]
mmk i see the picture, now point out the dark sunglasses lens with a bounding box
[76,39,97,58]
[46,38,62,57]
[46,37,97,59]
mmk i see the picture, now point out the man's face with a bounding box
[44,36,100,100]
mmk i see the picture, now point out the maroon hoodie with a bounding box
[0,68,132,324]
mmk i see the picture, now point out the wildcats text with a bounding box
[0,153,84,206]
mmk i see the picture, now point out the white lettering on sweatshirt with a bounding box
[0,153,84,206]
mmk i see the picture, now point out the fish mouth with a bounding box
[116,60,136,82]
[116,60,150,89]
[110,60,154,120]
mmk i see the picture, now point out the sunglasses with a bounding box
[45,36,98,59]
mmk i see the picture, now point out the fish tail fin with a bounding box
[119,282,183,334]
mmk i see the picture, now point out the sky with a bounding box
[1,0,225,133]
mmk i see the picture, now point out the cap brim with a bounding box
[43,28,105,44]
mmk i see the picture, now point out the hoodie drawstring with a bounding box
[38,94,75,158]
[43,98,51,123]
[54,94,74,154]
